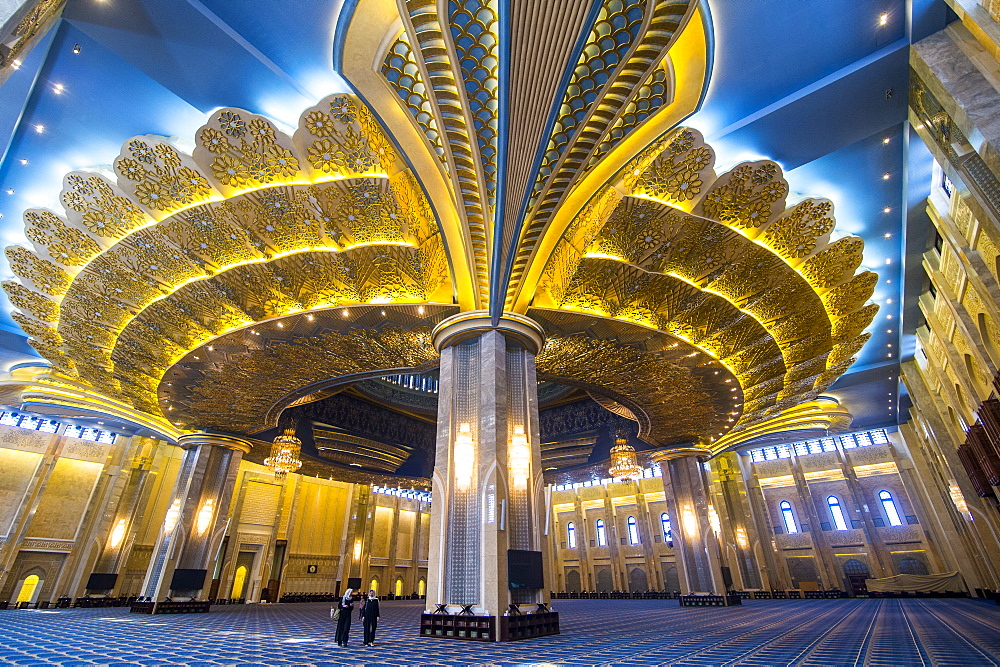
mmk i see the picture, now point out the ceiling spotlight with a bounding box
[883,206,891,214]
[53,84,64,95]
[5,189,13,195]
[207,346,214,351]
[342,309,350,318]
[34,124,44,133]
[878,12,888,26]
[887,314,893,319]
[19,158,28,165]
[884,233,891,239]
[277,321,284,328]
[885,258,892,265]
[883,137,891,145]
[72,44,81,54]
[882,173,890,180]
[886,298,893,304]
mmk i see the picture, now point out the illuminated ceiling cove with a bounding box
[0,0,943,450]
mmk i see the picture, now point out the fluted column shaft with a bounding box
[425,312,549,620]
[140,434,250,600]
[654,448,726,594]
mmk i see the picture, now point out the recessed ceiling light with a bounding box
[19,158,28,165]
[883,137,891,144]
[878,12,888,26]
[883,207,892,214]
[882,173,890,180]
[72,44,81,54]
[34,124,44,133]
[5,189,13,195]
[53,84,64,95]
[884,233,891,239]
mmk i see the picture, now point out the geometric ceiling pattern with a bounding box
[0,0,902,458]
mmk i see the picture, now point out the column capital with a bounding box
[177,432,252,454]
[650,446,713,463]
[432,310,545,354]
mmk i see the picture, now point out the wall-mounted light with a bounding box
[708,506,721,535]
[195,498,215,534]
[453,422,475,490]
[109,518,127,548]
[164,499,182,532]
[681,505,698,538]
[878,12,888,26]
[509,424,530,489]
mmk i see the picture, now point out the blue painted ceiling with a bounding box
[0,0,952,431]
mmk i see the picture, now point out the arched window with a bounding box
[596,519,607,546]
[827,495,849,531]
[779,501,797,534]
[879,490,903,526]
[627,516,640,545]
[660,513,672,544]
[567,522,577,548]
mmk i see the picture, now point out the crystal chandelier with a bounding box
[264,427,303,478]
[608,429,642,481]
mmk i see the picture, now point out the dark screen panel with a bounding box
[508,550,544,589]
[170,568,208,591]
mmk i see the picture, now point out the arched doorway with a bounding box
[565,570,581,592]
[231,566,248,599]
[843,559,871,596]
[417,578,425,596]
[898,557,929,575]
[596,568,613,592]
[394,577,403,596]
[663,565,680,593]
[628,567,648,592]
[15,575,40,605]
[369,577,379,595]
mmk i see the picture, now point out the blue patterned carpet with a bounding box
[1,598,999,666]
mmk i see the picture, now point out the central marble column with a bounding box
[652,447,726,595]
[425,312,550,620]
[141,433,250,601]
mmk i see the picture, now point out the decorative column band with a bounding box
[432,311,545,354]
[177,433,252,454]
[650,446,713,462]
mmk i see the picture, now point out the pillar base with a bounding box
[419,611,560,642]
[679,593,742,607]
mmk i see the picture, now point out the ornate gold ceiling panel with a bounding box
[4,1,878,456]
[3,94,453,418]
[528,308,741,446]
[533,126,878,443]
[341,0,710,311]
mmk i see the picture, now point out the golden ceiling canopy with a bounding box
[2,0,875,454]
